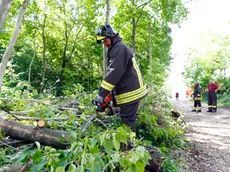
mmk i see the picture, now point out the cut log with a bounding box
[0,117,70,149]
[36,119,46,128]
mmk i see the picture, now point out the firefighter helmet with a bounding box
[96,25,117,44]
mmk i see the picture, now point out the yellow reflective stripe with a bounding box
[101,80,115,91]
[97,36,106,40]
[132,58,143,87]
[208,105,212,107]
[116,85,147,100]
[116,88,148,104]
[212,106,216,108]
[198,107,202,110]
[116,89,148,104]
[195,97,201,100]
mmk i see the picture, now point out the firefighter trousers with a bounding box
[193,100,201,111]
[208,92,217,112]
[120,101,139,132]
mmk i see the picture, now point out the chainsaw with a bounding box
[81,94,114,133]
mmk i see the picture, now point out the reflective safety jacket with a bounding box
[99,36,148,105]
[194,86,202,100]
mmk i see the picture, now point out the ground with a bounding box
[172,99,230,172]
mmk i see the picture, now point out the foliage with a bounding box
[0,0,187,94]
[137,92,185,148]
[0,88,186,171]
[0,0,188,171]
[183,32,230,106]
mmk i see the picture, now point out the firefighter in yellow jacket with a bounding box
[94,25,148,132]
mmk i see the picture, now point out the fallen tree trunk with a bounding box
[0,117,162,172]
[0,117,70,149]
[0,161,33,172]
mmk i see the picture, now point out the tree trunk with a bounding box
[0,0,30,89]
[0,0,12,29]
[0,117,70,149]
[105,0,110,25]
[103,0,110,76]
[0,161,33,172]
[40,14,47,93]
[131,18,136,55]
[28,32,36,88]
[148,23,153,91]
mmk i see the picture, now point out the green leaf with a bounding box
[69,141,78,151]
[68,163,76,172]
[31,159,48,172]
[103,139,113,155]
[112,152,120,163]
[69,130,77,139]
[91,161,102,172]
[75,166,84,172]
[12,149,30,162]
[113,134,120,151]
[32,150,43,161]
[90,138,98,147]
[135,160,146,172]
[129,151,139,163]
[100,134,105,146]
[56,166,65,172]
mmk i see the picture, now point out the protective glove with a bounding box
[94,95,104,104]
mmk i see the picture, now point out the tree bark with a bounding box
[148,23,153,91]
[0,117,70,149]
[131,18,136,55]
[28,32,36,88]
[0,0,30,89]
[105,0,110,25]
[0,161,33,172]
[103,0,110,76]
[0,0,12,29]
[40,14,47,93]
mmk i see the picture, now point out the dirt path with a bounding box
[172,100,230,172]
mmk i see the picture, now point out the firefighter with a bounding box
[94,25,148,132]
[175,92,179,100]
[191,82,202,112]
[206,79,221,112]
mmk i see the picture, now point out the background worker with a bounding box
[206,79,221,112]
[94,25,148,132]
[175,92,179,100]
[191,82,202,112]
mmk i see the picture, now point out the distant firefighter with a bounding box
[206,79,221,112]
[175,92,179,100]
[191,82,202,113]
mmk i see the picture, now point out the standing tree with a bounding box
[102,0,111,76]
[0,0,30,89]
[0,0,12,29]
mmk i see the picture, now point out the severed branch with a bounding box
[95,118,108,129]
[0,98,52,106]
[18,158,31,172]
[0,140,20,151]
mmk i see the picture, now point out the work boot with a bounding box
[206,109,212,112]
[212,109,216,113]
[197,110,202,113]
[191,109,196,112]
